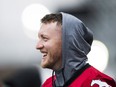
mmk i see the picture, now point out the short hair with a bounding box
[41,13,62,25]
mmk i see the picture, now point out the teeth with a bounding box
[42,53,47,57]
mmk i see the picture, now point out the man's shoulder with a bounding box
[69,66,116,87]
[82,74,116,87]
[81,66,116,87]
[88,66,114,80]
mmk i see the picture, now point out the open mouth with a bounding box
[40,50,48,59]
[42,53,47,57]
[42,52,47,58]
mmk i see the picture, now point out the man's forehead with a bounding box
[40,22,61,32]
[38,25,53,37]
[38,26,49,36]
[38,28,47,36]
[41,22,57,28]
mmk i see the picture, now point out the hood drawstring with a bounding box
[52,70,56,87]
[52,68,65,87]
[62,68,65,85]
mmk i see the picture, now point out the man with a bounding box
[36,12,116,87]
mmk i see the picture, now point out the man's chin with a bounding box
[41,64,52,69]
[41,63,48,68]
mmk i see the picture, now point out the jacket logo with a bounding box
[91,80,111,87]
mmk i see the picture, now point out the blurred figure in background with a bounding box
[36,12,116,87]
[2,66,41,87]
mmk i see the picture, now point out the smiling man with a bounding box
[36,12,116,87]
[37,21,62,70]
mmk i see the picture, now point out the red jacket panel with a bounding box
[42,66,116,87]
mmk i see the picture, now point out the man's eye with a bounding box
[44,38,47,41]
[43,37,48,41]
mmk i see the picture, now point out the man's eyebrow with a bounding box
[38,33,48,38]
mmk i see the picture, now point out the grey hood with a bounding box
[55,12,93,86]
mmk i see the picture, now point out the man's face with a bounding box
[36,22,62,70]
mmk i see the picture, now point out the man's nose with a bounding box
[36,41,44,50]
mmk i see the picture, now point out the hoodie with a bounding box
[54,12,93,86]
[42,12,116,87]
